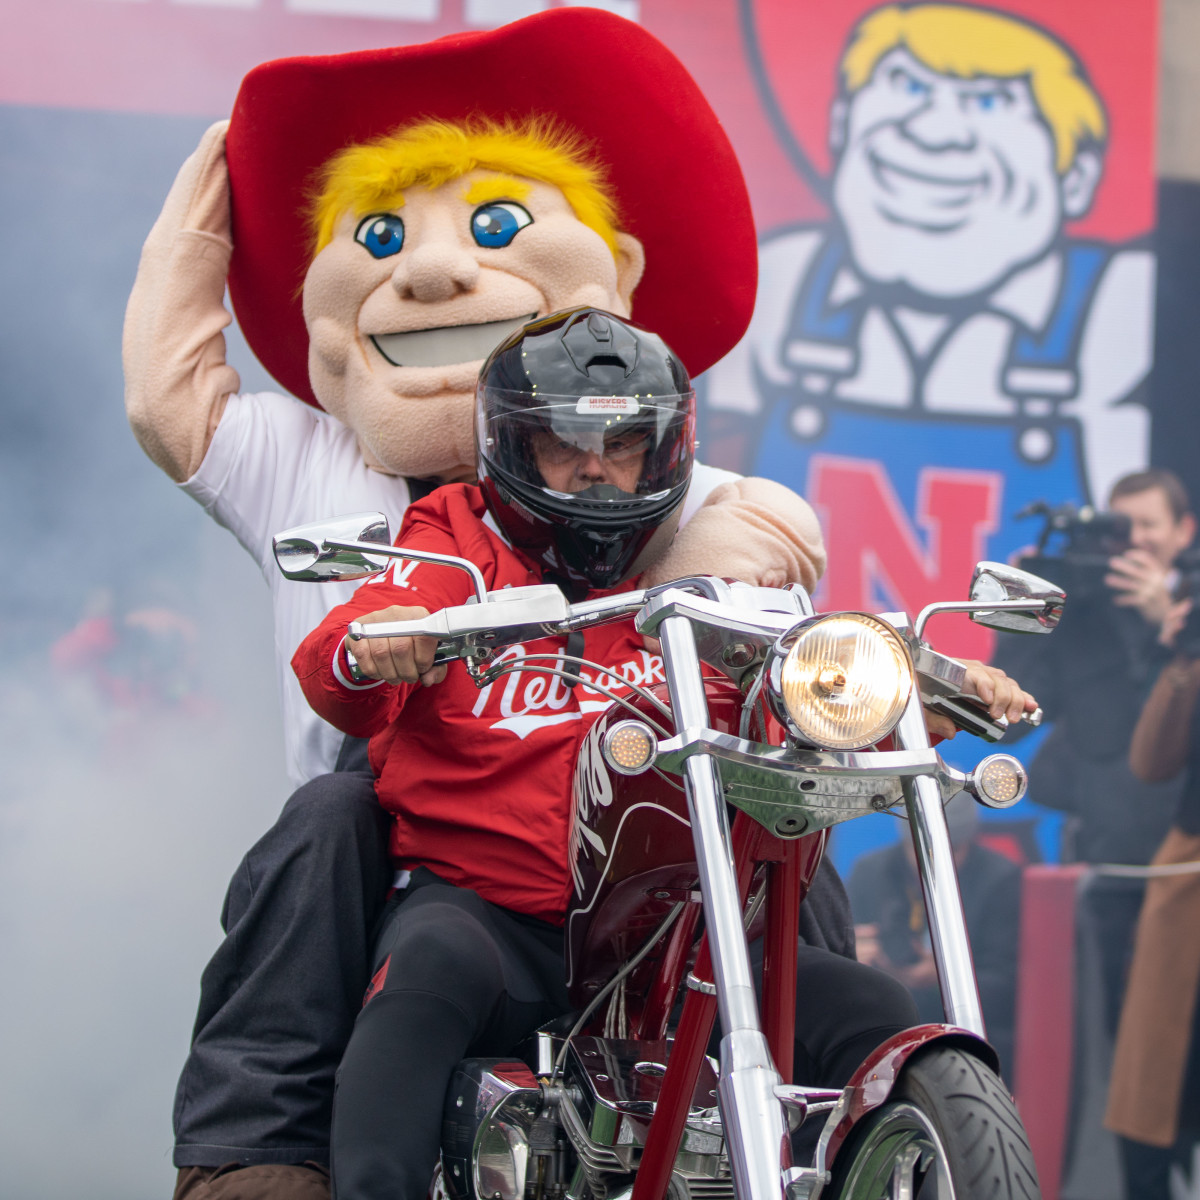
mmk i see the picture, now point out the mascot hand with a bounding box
[123,120,240,483]
[641,477,826,591]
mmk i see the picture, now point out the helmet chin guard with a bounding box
[476,308,695,592]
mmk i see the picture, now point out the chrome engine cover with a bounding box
[440,1043,733,1200]
[556,1037,731,1196]
[442,1059,543,1200]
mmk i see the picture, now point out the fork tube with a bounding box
[894,691,986,1035]
[632,816,759,1200]
[658,616,790,1200]
[631,945,719,1200]
[762,840,803,1086]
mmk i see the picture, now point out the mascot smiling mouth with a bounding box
[371,313,536,369]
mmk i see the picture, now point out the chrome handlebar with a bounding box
[276,523,1048,735]
[341,572,1039,736]
[345,585,651,665]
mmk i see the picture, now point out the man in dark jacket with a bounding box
[847,795,1022,1081]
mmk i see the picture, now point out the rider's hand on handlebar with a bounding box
[961,660,1037,721]
[344,606,448,687]
[923,660,1037,740]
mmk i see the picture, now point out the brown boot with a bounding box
[173,1162,331,1200]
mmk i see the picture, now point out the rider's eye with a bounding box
[471,203,533,249]
[355,214,405,259]
[605,432,650,462]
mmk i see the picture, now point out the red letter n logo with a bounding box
[809,456,1003,659]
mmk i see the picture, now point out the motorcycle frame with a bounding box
[270,522,1053,1200]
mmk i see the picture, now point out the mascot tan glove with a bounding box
[641,477,826,591]
[123,120,240,483]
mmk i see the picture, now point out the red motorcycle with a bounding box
[275,514,1063,1200]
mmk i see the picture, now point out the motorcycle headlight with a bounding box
[772,614,914,750]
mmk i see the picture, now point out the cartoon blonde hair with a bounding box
[309,117,621,258]
[840,3,1106,173]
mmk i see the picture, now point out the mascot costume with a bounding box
[123,10,830,1199]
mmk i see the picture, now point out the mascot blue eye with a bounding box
[471,202,533,248]
[355,214,405,259]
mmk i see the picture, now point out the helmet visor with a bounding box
[477,388,696,502]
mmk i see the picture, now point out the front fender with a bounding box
[821,1024,1000,1169]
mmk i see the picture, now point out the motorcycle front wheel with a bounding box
[825,1046,1040,1200]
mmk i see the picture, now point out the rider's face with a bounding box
[832,48,1072,298]
[532,426,649,494]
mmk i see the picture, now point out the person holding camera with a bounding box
[1105,609,1200,1197]
[994,470,1196,1032]
[999,470,1195,861]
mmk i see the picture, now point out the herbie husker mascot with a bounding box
[123,10,830,1199]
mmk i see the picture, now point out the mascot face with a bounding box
[302,170,644,481]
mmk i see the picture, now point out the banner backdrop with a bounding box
[0,4,1159,1192]
[3,0,1158,667]
[708,0,1157,668]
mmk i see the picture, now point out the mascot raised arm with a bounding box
[122,10,827,1199]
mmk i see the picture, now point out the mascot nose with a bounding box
[392,242,481,302]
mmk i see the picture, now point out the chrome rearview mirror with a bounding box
[968,561,1065,634]
[273,513,393,582]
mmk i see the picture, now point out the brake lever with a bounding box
[924,693,1043,743]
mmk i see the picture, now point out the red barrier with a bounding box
[1014,865,1089,1200]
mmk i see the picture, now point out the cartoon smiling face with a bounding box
[303,166,644,481]
[832,46,1079,299]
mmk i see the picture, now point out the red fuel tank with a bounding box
[565,677,823,1011]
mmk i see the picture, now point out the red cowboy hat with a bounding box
[225,7,757,408]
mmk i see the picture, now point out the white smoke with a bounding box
[0,522,289,1200]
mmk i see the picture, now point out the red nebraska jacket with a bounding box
[293,484,662,924]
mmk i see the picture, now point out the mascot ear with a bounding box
[614,232,646,315]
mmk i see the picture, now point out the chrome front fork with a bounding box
[656,615,985,1200]
[658,616,792,1200]
[894,689,986,1035]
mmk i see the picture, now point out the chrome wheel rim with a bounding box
[833,1102,956,1200]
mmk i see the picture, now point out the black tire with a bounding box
[825,1045,1040,1200]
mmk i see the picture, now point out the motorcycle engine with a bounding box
[440,1040,732,1200]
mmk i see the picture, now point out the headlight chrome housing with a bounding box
[768,614,914,750]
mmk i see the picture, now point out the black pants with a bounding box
[171,762,859,1173]
[331,876,917,1200]
[173,755,392,1168]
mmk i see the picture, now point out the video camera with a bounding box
[1017,501,1200,654]
[1013,501,1132,601]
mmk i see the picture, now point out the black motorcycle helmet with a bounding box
[476,307,696,592]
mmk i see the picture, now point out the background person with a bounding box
[994,471,1195,1029]
[1106,629,1200,1199]
[848,794,1021,1082]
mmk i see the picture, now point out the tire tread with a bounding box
[897,1046,1040,1200]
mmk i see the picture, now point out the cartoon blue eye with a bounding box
[889,67,931,99]
[355,214,405,259]
[471,202,533,249]
[964,88,1012,114]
